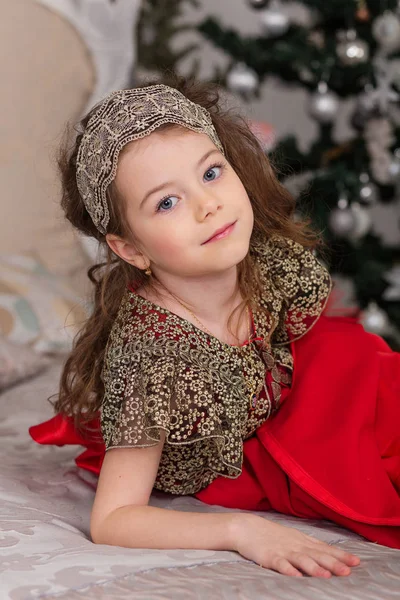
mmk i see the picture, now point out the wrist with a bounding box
[227,512,258,551]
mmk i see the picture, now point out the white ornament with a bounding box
[227,63,258,95]
[371,56,400,114]
[354,58,400,124]
[372,11,400,53]
[358,173,379,205]
[336,29,369,65]
[261,4,290,37]
[352,56,400,129]
[360,301,390,335]
[308,81,339,124]
[329,194,356,237]
[329,207,356,236]
[348,202,372,242]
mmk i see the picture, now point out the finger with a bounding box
[310,552,352,577]
[324,547,361,566]
[270,557,303,578]
[304,538,360,565]
[290,553,332,578]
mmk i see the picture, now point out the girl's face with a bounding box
[111,128,254,279]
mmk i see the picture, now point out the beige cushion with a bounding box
[0,0,95,297]
[0,252,90,354]
[0,336,51,391]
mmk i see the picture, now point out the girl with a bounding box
[30,75,400,579]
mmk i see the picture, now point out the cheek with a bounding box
[236,184,253,219]
[229,173,251,208]
[143,222,186,258]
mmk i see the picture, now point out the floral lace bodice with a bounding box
[100,235,332,494]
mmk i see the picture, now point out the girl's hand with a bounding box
[231,514,361,578]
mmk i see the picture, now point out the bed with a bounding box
[2,358,400,600]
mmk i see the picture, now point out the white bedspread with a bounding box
[1,359,399,599]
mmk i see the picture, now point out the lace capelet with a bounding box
[100,235,332,494]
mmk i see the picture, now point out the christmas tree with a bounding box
[197,0,400,348]
[136,0,202,79]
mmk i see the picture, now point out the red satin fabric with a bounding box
[29,315,400,548]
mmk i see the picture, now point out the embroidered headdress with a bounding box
[76,84,225,234]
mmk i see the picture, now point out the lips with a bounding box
[202,221,237,245]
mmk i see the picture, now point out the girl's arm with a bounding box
[90,432,360,578]
[90,431,237,551]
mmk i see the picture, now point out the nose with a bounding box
[193,189,222,221]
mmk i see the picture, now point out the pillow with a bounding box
[0,0,95,299]
[0,254,91,355]
[0,336,51,391]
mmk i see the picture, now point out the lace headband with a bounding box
[76,84,225,234]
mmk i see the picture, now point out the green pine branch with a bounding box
[198,16,379,96]
[137,0,201,74]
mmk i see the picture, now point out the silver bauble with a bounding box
[308,81,339,124]
[336,30,369,65]
[247,0,268,8]
[360,301,390,335]
[227,63,258,95]
[261,9,290,37]
[372,11,400,53]
[329,205,356,237]
[359,181,379,205]
[348,202,372,241]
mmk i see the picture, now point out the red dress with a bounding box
[30,313,400,548]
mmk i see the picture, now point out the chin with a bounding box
[213,239,250,269]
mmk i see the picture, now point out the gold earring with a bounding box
[144,266,152,276]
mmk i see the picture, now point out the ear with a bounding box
[105,234,149,270]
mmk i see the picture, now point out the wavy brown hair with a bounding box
[53,73,325,432]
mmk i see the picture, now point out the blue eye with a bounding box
[155,162,225,212]
[156,196,178,212]
[203,164,222,182]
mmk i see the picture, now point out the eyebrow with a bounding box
[139,148,221,208]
